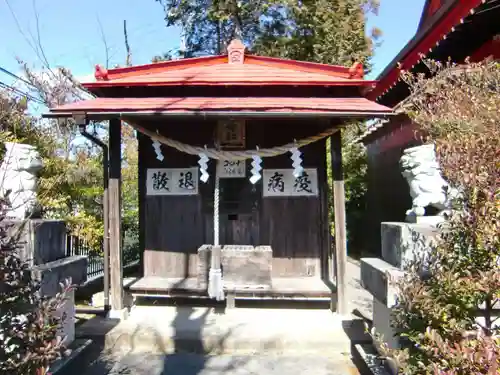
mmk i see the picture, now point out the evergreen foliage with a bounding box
[156,0,380,70]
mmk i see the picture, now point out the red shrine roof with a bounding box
[82,40,373,89]
[368,0,485,100]
[48,39,392,117]
[50,96,391,115]
[355,0,494,144]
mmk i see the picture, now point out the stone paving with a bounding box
[77,257,371,375]
[82,352,359,375]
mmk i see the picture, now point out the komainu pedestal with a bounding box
[360,222,440,350]
[19,219,88,346]
[32,256,88,345]
[7,219,67,266]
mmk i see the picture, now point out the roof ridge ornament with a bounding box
[95,65,109,81]
[348,62,364,79]
[227,39,245,64]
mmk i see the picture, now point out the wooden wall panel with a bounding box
[140,119,216,278]
[144,196,203,277]
[138,117,333,279]
[246,120,330,278]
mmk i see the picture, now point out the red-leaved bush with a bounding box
[381,60,500,374]
[0,192,73,374]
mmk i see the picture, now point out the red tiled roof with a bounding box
[85,61,371,88]
[50,97,392,115]
[83,42,373,89]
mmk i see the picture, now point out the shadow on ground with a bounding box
[80,305,264,375]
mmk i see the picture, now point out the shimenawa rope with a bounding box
[127,120,339,161]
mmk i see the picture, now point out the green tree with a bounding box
[121,124,139,262]
[156,0,271,55]
[12,41,140,257]
[254,0,381,69]
[12,64,106,247]
[156,0,380,68]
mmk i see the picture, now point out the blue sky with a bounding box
[1,0,426,86]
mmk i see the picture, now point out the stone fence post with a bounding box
[360,222,439,350]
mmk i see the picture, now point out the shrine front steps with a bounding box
[100,305,352,357]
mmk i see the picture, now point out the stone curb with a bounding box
[352,343,392,375]
[48,339,94,375]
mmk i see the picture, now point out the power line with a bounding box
[0,81,45,105]
[0,82,45,105]
[0,66,34,88]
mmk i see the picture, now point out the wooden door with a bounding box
[219,178,259,246]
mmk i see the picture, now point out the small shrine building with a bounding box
[47,39,393,315]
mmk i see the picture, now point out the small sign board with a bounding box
[217,119,246,148]
[263,168,318,197]
[217,159,246,178]
[146,168,198,196]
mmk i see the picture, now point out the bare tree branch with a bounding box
[124,20,132,67]
[4,0,40,65]
[31,0,52,72]
[5,0,59,88]
[96,14,110,69]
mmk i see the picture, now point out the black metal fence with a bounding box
[66,235,139,280]
[66,236,104,279]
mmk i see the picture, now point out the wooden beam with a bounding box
[330,131,348,316]
[137,133,145,277]
[109,118,124,313]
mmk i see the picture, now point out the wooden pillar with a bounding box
[330,130,348,316]
[109,118,124,314]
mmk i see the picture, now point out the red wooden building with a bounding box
[47,40,392,315]
[357,0,500,256]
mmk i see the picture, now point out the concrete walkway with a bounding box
[99,353,359,375]
[78,306,360,374]
[103,305,352,354]
[76,258,371,374]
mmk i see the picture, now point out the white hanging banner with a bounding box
[198,153,210,183]
[146,168,199,196]
[217,159,246,178]
[290,147,304,178]
[152,139,164,161]
[263,168,318,197]
[249,155,262,184]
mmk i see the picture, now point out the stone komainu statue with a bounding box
[400,143,458,222]
[0,142,43,219]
